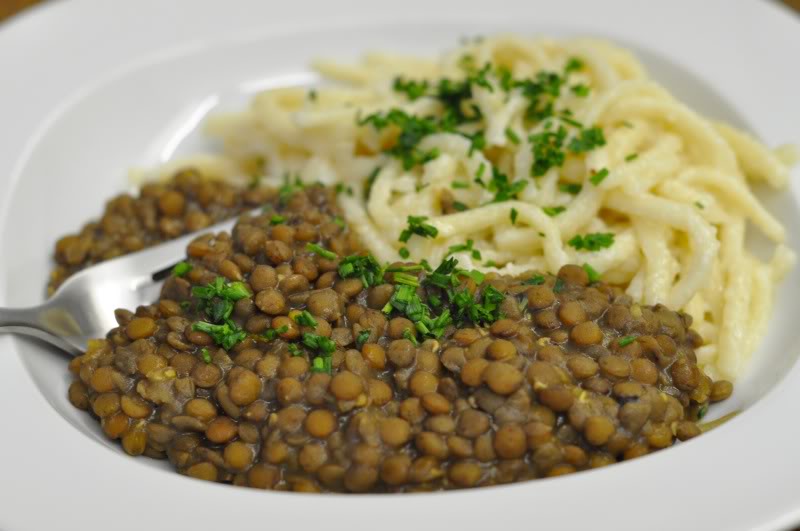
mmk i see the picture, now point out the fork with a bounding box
[0,215,243,357]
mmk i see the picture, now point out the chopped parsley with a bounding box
[505,127,521,145]
[399,215,438,243]
[402,328,419,346]
[192,277,252,323]
[553,277,566,293]
[172,261,192,277]
[392,77,430,101]
[452,201,469,212]
[278,174,304,205]
[568,232,615,252]
[529,126,567,177]
[559,183,582,195]
[484,260,498,268]
[383,284,452,339]
[451,181,470,189]
[262,325,289,341]
[452,284,505,325]
[488,167,527,202]
[475,162,486,181]
[365,166,381,199]
[192,320,247,350]
[618,335,637,347]
[359,109,441,170]
[582,263,601,283]
[333,216,345,228]
[625,153,639,162]
[199,347,212,364]
[445,239,482,260]
[338,254,385,287]
[306,242,337,261]
[695,201,705,210]
[293,310,318,328]
[287,343,302,356]
[524,275,545,285]
[697,404,709,420]
[355,329,371,349]
[334,183,353,196]
[310,355,333,374]
[269,214,286,225]
[571,84,590,97]
[589,167,609,186]
[542,205,566,217]
[510,208,519,225]
[399,247,411,259]
[302,333,337,355]
[568,126,606,153]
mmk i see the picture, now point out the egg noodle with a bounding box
[144,36,795,381]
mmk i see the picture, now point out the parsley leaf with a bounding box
[589,168,609,186]
[559,183,582,195]
[582,263,601,283]
[542,206,566,217]
[488,167,527,202]
[393,77,430,101]
[510,208,519,225]
[192,320,247,350]
[446,239,482,260]
[568,232,615,251]
[568,126,606,153]
[355,329,371,349]
[529,126,567,177]
[524,275,545,285]
[293,310,318,328]
[306,242,337,261]
[172,261,192,277]
[618,335,637,347]
[399,215,438,243]
[338,254,385,287]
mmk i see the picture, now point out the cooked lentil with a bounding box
[66,180,733,492]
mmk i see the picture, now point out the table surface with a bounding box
[2,0,800,22]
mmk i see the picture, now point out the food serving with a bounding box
[67,183,733,491]
[57,35,794,492]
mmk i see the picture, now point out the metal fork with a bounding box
[0,216,243,357]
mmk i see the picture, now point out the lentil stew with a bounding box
[65,177,732,492]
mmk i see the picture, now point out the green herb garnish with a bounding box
[568,232,615,252]
[582,263,601,283]
[199,347,212,364]
[524,275,545,285]
[542,206,566,217]
[553,277,566,293]
[306,242,337,261]
[270,214,286,225]
[356,329,371,349]
[399,247,411,259]
[488,167,527,203]
[510,208,519,225]
[568,126,606,153]
[559,183,582,195]
[618,335,636,347]
[310,355,333,374]
[359,109,441,170]
[192,277,252,323]
[625,153,638,162]
[505,127,521,145]
[302,332,337,355]
[172,261,192,277]
[446,239,482,260]
[451,181,470,189]
[338,253,385,287]
[402,328,419,346]
[293,310,318,328]
[393,77,430,101]
[399,215,438,243]
[263,325,289,341]
[192,320,247,350]
[589,168,609,186]
[571,84,590,97]
[452,201,469,212]
[529,126,567,177]
[695,201,705,210]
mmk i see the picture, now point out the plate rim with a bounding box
[0,1,799,530]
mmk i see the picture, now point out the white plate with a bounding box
[1,1,799,530]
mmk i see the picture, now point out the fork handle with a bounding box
[0,305,84,356]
